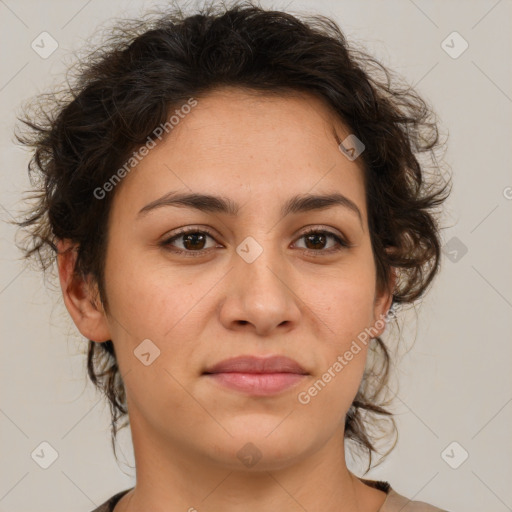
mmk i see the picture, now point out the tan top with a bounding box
[90,480,449,511]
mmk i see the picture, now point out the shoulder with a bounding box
[89,489,132,512]
[381,487,451,512]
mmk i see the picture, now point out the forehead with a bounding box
[109,87,368,222]
[168,86,354,157]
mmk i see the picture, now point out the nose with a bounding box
[218,243,301,336]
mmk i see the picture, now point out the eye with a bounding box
[160,227,219,257]
[293,228,350,255]
[160,226,351,257]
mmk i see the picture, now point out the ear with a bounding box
[371,266,397,338]
[56,239,111,342]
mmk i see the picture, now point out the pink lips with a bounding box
[203,355,308,396]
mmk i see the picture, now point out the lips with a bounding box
[203,355,308,396]
[203,355,308,375]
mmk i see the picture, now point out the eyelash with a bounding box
[159,226,351,258]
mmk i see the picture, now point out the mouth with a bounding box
[202,355,309,396]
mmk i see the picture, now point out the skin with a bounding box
[57,87,395,512]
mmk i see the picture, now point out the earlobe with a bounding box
[56,239,111,342]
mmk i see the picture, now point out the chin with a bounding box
[201,419,322,472]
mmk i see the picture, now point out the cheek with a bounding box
[102,260,206,430]
[302,258,377,397]
[103,245,195,337]
[309,268,377,345]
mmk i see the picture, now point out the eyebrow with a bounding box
[137,191,363,226]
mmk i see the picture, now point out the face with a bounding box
[63,87,393,471]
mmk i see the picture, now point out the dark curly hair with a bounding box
[14,0,451,472]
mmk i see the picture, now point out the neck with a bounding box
[115,411,386,512]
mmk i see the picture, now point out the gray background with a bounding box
[1,1,511,511]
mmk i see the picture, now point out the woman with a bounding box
[15,1,451,510]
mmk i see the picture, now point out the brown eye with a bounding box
[160,226,350,258]
[180,232,208,250]
[294,229,349,254]
[160,228,218,256]
[304,232,328,250]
